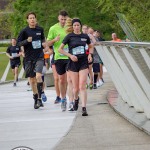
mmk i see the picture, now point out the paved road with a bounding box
[54,73,150,150]
[0,81,76,150]
[0,72,150,150]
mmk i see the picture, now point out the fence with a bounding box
[95,41,150,119]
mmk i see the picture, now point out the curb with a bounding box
[107,89,150,136]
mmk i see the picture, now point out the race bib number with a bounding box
[72,46,85,55]
[32,40,41,49]
[12,53,18,57]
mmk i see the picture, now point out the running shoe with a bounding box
[93,83,97,89]
[73,97,79,111]
[89,84,93,90]
[82,107,88,116]
[68,102,74,111]
[99,79,104,86]
[86,84,88,89]
[61,98,67,111]
[13,83,16,87]
[41,92,47,102]
[54,96,61,104]
[34,99,39,109]
[37,99,44,107]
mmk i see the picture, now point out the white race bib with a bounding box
[72,46,85,55]
[12,53,18,57]
[32,40,41,49]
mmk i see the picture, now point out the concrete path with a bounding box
[0,81,76,150]
[54,73,150,150]
[0,72,150,150]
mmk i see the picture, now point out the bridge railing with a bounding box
[95,41,150,119]
[0,54,54,87]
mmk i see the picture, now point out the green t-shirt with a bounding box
[47,23,68,60]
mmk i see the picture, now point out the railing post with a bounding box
[95,41,150,119]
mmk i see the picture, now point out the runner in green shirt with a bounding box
[47,10,69,111]
[47,23,68,60]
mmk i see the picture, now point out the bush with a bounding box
[0,43,10,47]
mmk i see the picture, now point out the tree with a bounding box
[5,0,150,41]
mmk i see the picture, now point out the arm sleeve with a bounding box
[86,35,91,45]
[47,27,55,40]
[62,34,70,45]
[17,29,28,46]
[6,46,10,54]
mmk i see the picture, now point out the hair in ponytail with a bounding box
[65,17,73,34]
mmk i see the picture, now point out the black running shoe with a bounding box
[54,96,61,104]
[82,107,88,116]
[34,99,40,109]
[33,94,40,109]
[93,83,97,89]
[73,97,79,111]
[13,83,16,87]
[37,99,44,107]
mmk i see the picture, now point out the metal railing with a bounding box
[95,41,150,118]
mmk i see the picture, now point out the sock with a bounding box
[33,93,38,100]
[37,82,43,99]
[41,91,44,94]
[94,74,98,84]
[82,107,86,111]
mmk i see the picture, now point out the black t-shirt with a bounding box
[6,45,21,62]
[62,32,91,57]
[17,26,45,61]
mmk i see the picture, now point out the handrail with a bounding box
[95,41,150,119]
[96,41,150,47]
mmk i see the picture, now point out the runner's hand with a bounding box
[70,55,78,62]
[88,54,92,63]
[54,34,60,42]
[27,37,32,42]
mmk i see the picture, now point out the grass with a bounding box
[0,47,24,81]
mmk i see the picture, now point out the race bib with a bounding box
[85,44,88,50]
[32,40,41,49]
[72,46,85,55]
[12,53,18,57]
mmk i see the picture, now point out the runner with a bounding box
[47,10,69,111]
[6,38,21,87]
[58,18,93,116]
[17,12,47,109]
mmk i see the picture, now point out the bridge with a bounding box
[0,41,150,150]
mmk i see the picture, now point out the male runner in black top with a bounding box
[6,38,21,87]
[17,12,47,109]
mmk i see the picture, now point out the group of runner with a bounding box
[6,10,107,116]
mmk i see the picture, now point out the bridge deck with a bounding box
[0,73,150,150]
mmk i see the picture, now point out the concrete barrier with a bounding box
[95,41,150,119]
[44,71,54,87]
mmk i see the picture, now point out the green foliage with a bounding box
[0,43,10,47]
[3,0,150,41]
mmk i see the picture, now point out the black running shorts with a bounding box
[10,60,21,69]
[68,56,89,72]
[54,59,69,75]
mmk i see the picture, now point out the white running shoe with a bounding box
[99,79,104,86]
[96,81,100,87]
